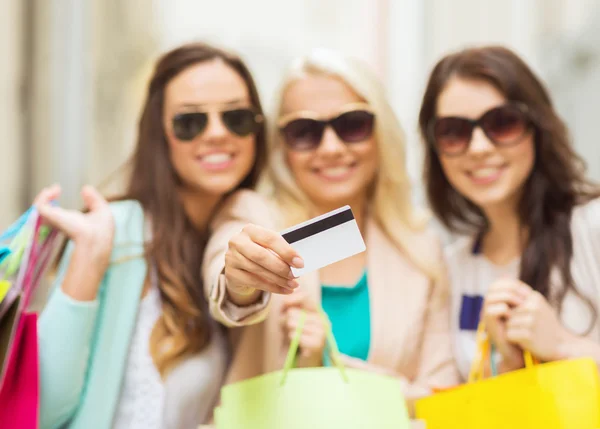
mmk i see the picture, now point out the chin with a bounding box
[468,189,519,210]
[192,178,245,197]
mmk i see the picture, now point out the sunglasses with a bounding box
[278,103,375,151]
[172,107,263,141]
[428,103,532,156]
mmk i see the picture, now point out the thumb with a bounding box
[38,205,78,237]
[81,185,107,212]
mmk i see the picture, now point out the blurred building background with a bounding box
[1,0,599,229]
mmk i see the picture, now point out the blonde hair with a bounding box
[261,48,439,280]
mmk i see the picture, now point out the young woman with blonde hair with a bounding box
[223,49,459,414]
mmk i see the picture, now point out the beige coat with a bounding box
[223,212,460,411]
[203,190,278,327]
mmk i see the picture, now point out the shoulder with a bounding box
[108,199,144,225]
[108,199,146,248]
[572,196,600,233]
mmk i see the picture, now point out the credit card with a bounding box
[280,205,366,277]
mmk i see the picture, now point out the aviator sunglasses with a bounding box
[428,102,533,156]
[278,103,375,151]
[172,107,263,141]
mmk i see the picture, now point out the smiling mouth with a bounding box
[467,165,506,183]
[313,162,357,180]
[196,152,235,170]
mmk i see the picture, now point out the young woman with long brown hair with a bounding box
[33,42,297,429]
[419,46,600,380]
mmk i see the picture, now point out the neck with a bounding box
[481,202,525,265]
[179,188,222,232]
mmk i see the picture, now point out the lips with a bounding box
[313,162,357,181]
[196,152,235,170]
[467,165,506,184]
[200,153,232,165]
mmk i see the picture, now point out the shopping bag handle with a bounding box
[280,309,348,385]
[0,206,34,242]
[468,320,536,382]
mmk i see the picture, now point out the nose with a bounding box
[202,112,228,142]
[315,126,345,157]
[467,126,495,155]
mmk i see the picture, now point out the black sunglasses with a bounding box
[278,104,375,151]
[172,108,263,141]
[428,103,532,156]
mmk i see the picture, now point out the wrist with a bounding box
[554,329,580,361]
[226,284,261,306]
[73,236,112,265]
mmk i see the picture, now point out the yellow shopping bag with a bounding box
[214,311,411,429]
[416,322,600,429]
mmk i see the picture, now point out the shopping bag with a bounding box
[415,321,600,429]
[0,210,62,429]
[214,311,411,429]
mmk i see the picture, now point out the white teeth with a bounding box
[202,153,231,164]
[320,166,351,177]
[471,167,501,178]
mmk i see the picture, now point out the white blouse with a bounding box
[113,286,164,429]
[112,275,228,429]
[445,198,600,380]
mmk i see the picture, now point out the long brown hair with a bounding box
[419,46,599,320]
[122,42,266,375]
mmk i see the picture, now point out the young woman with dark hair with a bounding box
[419,46,600,380]
[34,42,295,429]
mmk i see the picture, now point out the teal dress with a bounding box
[321,270,371,363]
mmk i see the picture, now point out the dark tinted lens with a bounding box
[331,110,375,143]
[481,106,528,144]
[281,119,325,150]
[222,109,260,137]
[172,113,208,141]
[432,117,474,155]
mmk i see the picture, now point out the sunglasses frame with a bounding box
[171,106,264,141]
[428,102,533,157]
[277,102,375,150]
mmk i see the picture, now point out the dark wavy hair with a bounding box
[123,42,266,375]
[419,46,599,323]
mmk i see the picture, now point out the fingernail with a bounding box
[283,288,294,295]
[291,256,304,268]
[287,280,298,289]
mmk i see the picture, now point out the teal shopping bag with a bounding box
[215,311,411,429]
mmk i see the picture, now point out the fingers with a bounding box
[503,301,536,345]
[506,325,530,344]
[284,310,327,356]
[242,224,304,269]
[80,185,108,211]
[483,302,511,320]
[487,280,530,305]
[33,184,61,207]
[229,233,294,281]
[284,308,327,336]
[485,290,525,308]
[227,245,297,290]
[224,265,292,295]
[281,290,317,313]
[37,205,77,236]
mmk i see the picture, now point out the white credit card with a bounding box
[280,205,366,277]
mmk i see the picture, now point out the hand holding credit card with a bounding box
[281,205,366,277]
[223,205,365,297]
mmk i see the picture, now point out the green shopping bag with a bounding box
[214,311,411,429]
